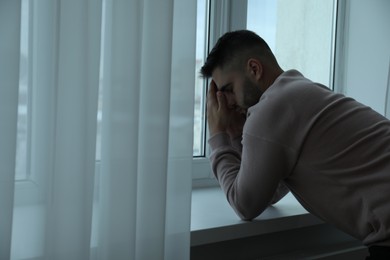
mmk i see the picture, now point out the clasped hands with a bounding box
[207,80,246,140]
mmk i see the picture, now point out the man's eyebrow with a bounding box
[219,83,231,92]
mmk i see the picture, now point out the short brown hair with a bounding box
[200,30,277,78]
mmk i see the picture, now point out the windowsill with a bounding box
[190,186,323,246]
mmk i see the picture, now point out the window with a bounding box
[192,0,337,181]
[193,0,209,157]
[15,0,30,181]
[247,0,336,88]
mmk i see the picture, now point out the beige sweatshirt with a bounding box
[209,70,390,246]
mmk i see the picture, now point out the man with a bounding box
[201,30,390,259]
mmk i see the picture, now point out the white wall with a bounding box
[339,0,390,116]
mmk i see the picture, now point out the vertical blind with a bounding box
[0,0,196,259]
[0,1,21,258]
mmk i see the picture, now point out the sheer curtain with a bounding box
[0,0,196,259]
[0,1,21,258]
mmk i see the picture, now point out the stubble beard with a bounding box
[242,77,262,109]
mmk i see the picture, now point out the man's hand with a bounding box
[207,80,246,139]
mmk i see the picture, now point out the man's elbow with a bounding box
[238,213,256,221]
[233,204,263,221]
[227,189,266,220]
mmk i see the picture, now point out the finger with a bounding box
[208,80,217,97]
[210,80,218,92]
[207,80,218,106]
[216,91,227,111]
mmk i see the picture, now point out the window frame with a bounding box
[14,0,44,206]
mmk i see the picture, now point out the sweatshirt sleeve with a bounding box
[231,135,243,152]
[209,131,294,220]
[269,181,290,205]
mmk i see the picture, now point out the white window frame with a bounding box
[14,0,44,206]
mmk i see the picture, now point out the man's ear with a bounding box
[247,58,263,80]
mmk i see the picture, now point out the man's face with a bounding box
[211,67,262,110]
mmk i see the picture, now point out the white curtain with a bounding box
[0,0,196,259]
[0,1,21,258]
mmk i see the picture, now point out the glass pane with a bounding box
[193,0,208,156]
[15,0,30,181]
[95,0,107,161]
[247,0,335,87]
